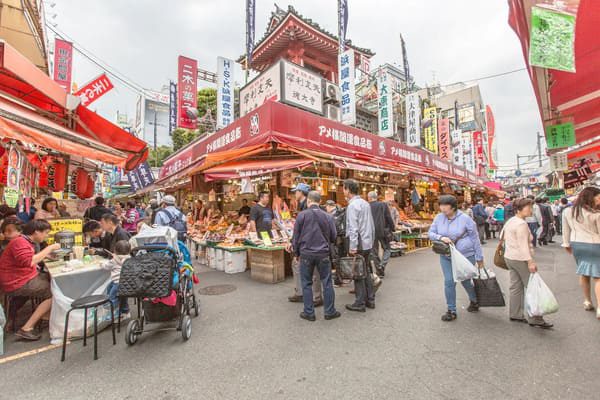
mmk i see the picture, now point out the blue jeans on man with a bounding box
[107,281,129,315]
[439,255,477,312]
[300,255,337,318]
[527,222,539,248]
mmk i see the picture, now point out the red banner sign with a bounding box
[74,73,114,107]
[472,130,485,175]
[485,105,496,169]
[53,39,73,92]
[177,56,198,129]
[438,118,451,161]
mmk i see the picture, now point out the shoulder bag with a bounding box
[494,228,508,270]
[473,268,506,307]
[337,255,367,280]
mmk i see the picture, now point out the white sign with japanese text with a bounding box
[377,69,394,137]
[405,93,421,146]
[451,129,463,166]
[281,60,324,115]
[217,57,234,129]
[462,131,476,172]
[549,153,568,171]
[240,62,281,116]
[338,49,356,125]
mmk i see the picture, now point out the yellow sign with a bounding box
[423,107,438,154]
[260,231,273,246]
[280,211,291,220]
[46,218,84,245]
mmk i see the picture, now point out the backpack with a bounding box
[334,207,346,237]
[158,208,187,241]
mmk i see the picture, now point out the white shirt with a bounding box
[562,207,600,246]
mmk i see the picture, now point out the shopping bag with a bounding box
[473,268,506,307]
[449,244,478,282]
[525,273,559,317]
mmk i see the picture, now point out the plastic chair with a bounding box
[61,294,116,361]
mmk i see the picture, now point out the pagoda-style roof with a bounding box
[238,5,375,72]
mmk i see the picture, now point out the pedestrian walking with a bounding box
[485,202,495,240]
[428,195,482,322]
[290,191,340,321]
[562,187,600,317]
[552,200,562,235]
[525,195,541,248]
[472,198,488,244]
[123,200,140,234]
[367,191,395,277]
[503,198,554,328]
[326,200,347,287]
[288,183,322,306]
[344,179,376,312]
[492,203,505,238]
[504,195,517,221]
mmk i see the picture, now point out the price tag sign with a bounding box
[260,231,273,246]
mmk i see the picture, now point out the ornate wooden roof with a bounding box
[238,5,375,72]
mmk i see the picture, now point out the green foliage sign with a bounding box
[529,7,576,72]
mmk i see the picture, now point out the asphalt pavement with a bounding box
[1,238,599,400]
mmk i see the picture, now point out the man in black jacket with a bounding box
[503,195,517,221]
[96,213,131,257]
[368,191,395,277]
[291,191,340,321]
[84,197,114,222]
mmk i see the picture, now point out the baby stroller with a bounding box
[119,226,199,345]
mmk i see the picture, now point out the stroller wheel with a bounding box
[181,315,192,341]
[125,319,140,346]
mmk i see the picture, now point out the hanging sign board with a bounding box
[405,93,421,147]
[545,121,576,149]
[549,153,568,171]
[529,6,576,72]
[338,49,356,125]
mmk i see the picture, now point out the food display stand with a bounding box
[247,246,287,284]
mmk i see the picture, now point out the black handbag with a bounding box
[431,240,451,255]
[473,268,506,307]
[118,252,176,298]
[337,256,367,280]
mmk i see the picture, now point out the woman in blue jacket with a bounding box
[429,195,484,321]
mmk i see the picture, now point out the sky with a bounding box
[48,0,544,170]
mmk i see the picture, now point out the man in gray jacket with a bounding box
[344,179,376,312]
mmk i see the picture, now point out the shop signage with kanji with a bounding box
[545,121,575,149]
[462,131,476,172]
[127,162,155,192]
[423,107,438,154]
[217,57,234,129]
[338,48,356,125]
[240,62,281,116]
[563,165,592,189]
[529,6,576,73]
[169,81,177,134]
[405,93,421,147]
[438,118,451,161]
[377,69,394,138]
[549,153,568,171]
[177,56,198,129]
[451,129,463,166]
[486,105,497,169]
[74,73,114,107]
[281,60,324,115]
[473,130,485,174]
[53,38,73,92]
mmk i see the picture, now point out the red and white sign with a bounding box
[177,56,198,129]
[485,105,497,169]
[53,39,73,92]
[438,118,451,161]
[473,131,485,175]
[74,73,114,107]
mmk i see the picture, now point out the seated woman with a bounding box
[0,216,23,255]
[0,220,61,341]
[35,198,60,220]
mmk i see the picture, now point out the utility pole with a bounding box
[537,131,543,167]
[153,111,158,168]
[516,153,520,172]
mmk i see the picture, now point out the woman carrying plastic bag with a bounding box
[429,195,483,322]
[525,273,559,318]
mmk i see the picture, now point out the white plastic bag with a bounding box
[525,273,559,317]
[450,244,478,282]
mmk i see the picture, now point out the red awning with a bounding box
[203,158,314,182]
[508,0,600,145]
[0,40,147,169]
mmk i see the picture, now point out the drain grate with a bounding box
[198,284,237,295]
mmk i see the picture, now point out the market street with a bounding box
[1,239,598,400]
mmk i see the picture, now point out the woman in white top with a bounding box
[562,186,600,317]
[503,198,553,328]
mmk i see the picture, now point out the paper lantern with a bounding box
[82,175,95,199]
[73,168,90,199]
[48,161,67,191]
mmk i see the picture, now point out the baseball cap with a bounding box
[290,182,311,195]
[161,195,176,206]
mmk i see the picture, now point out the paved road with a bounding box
[2,239,599,400]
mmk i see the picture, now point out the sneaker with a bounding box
[345,304,366,312]
[441,311,457,322]
[584,301,595,311]
[288,295,303,303]
[324,311,341,320]
[16,328,41,341]
[299,312,316,321]
[467,301,480,312]
[529,320,553,329]
[365,302,375,309]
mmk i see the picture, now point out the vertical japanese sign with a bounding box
[177,56,198,129]
[246,0,256,66]
[438,118,451,160]
[217,57,234,129]
[405,93,421,147]
[462,131,476,172]
[473,130,484,174]
[338,0,348,51]
[169,81,177,134]
[549,153,568,171]
[53,39,73,92]
[377,69,394,138]
[529,6,576,72]
[423,107,438,154]
[134,95,143,136]
[485,105,497,169]
[338,49,356,125]
[73,73,114,107]
[127,161,155,192]
[451,129,463,166]
[545,121,575,149]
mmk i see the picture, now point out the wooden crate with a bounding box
[249,248,285,283]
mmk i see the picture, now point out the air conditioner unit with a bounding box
[325,104,340,122]
[324,81,341,104]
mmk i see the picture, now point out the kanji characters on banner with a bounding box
[338,49,356,125]
[217,57,235,129]
[177,56,198,129]
[53,39,73,92]
[74,73,114,107]
[438,118,451,160]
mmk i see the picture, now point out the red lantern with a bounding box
[83,175,95,199]
[48,161,67,191]
[73,168,90,199]
[0,153,7,185]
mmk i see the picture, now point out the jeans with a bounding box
[439,255,477,312]
[299,255,336,317]
[293,257,322,300]
[371,237,391,270]
[353,250,375,307]
[527,222,538,247]
[476,224,485,243]
[107,281,129,314]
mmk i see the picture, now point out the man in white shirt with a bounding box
[524,195,541,248]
